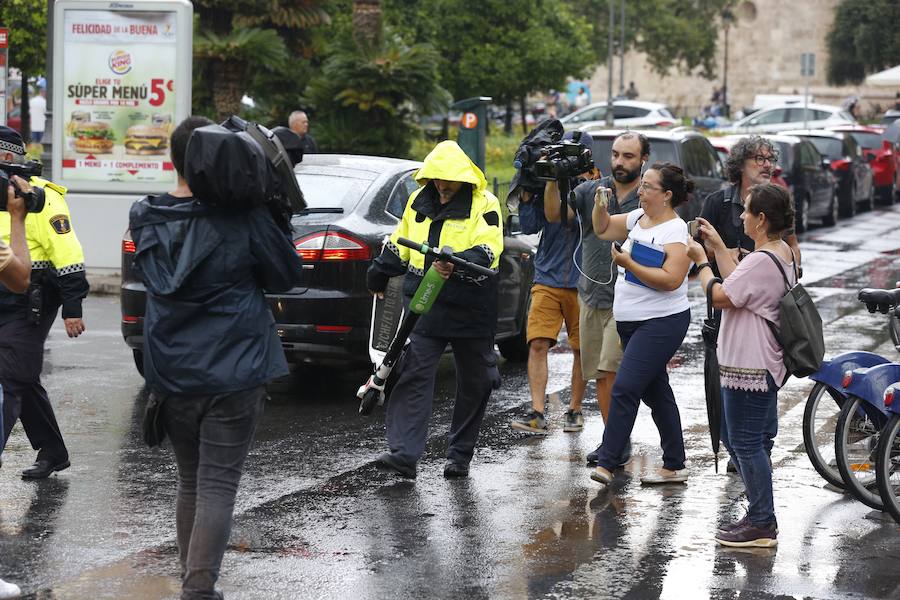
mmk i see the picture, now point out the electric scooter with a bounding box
[357,237,496,415]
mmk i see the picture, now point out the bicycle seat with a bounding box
[858,288,900,313]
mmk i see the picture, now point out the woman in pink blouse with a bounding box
[687,183,796,549]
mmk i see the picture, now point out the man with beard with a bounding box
[545,132,647,465]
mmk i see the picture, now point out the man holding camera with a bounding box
[0,125,88,480]
[545,132,647,465]
[129,116,303,599]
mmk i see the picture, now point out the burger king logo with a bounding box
[109,50,132,75]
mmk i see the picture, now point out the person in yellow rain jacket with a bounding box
[367,140,504,479]
[0,126,89,480]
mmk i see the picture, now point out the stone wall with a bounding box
[587,0,898,120]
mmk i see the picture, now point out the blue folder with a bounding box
[623,239,665,288]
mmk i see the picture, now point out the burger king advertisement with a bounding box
[53,1,192,193]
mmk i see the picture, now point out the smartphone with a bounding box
[613,241,623,253]
[688,219,701,240]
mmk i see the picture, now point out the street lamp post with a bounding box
[722,9,732,119]
[618,0,625,97]
[606,1,614,126]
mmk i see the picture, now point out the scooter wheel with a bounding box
[359,387,381,416]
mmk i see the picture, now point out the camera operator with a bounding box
[0,179,31,600]
[129,116,304,600]
[0,125,89,480]
[545,132,646,466]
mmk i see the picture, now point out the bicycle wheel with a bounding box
[802,382,845,488]
[835,396,884,510]
[875,413,900,524]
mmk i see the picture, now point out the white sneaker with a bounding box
[640,468,688,484]
[0,578,21,599]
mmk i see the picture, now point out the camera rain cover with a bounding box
[184,124,273,210]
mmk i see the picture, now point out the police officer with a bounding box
[366,140,504,479]
[0,125,89,479]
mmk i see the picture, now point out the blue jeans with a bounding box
[722,376,778,526]
[161,386,267,600]
[595,309,691,472]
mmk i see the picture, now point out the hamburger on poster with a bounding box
[73,121,115,154]
[124,124,169,155]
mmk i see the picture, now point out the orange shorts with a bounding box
[526,284,580,350]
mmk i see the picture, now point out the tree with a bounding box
[826,0,900,86]
[191,0,330,120]
[304,2,450,156]
[0,0,48,142]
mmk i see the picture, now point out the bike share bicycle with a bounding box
[802,285,900,511]
[357,238,495,415]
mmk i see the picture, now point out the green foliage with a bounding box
[581,0,733,79]
[0,0,47,75]
[305,26,451,157]
[826,0,900,85]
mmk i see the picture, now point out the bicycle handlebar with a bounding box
[396,237,496,278]
[859,288,900,314]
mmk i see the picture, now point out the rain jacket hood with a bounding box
[129,194,303,395]
[414,140,487,192]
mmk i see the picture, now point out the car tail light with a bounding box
[885,387,895,407]
[830,158,850,171]
[123,239,136,254]
[842,370,853,388]
[294,232,371,261]
[315,325,352,333]
[122,315,139,323]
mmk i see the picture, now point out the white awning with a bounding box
[866,65,900,86]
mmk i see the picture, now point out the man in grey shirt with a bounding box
[545,132,647,465]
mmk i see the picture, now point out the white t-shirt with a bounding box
[613,209,690,322]
[30,95,46,132]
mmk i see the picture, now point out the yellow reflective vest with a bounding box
[368,141,504,338]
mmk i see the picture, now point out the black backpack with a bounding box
[760,250,825,384]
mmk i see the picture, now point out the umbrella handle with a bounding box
[706,277,723,320]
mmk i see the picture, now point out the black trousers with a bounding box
[0,312,68,462]
[386,333,499,466]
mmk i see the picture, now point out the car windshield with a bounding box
[293,169,378,212]
[848,132,886,149]
[591,138,677,175]
[806,137,843,160]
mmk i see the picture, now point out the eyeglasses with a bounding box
[753,154,777,166]
[639,182,663,192]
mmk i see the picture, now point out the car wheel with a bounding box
[497,294,530,363]
[795,195,810,233]
[822,190,838,227]
[133,349,145,378]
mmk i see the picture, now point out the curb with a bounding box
[87,274,120,296]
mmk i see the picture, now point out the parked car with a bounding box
[727,102,856,133]
[783,129,875,218]
[880,108,900,126]
[710,134,837,232]
[827,125,895,204]
[121,155,535,373]
[585,128,725,221]
[560,101,677,131]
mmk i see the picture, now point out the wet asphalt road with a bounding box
[2,207,900,599]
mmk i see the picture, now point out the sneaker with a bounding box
[562,410,584,432]
[0,578,20,599]
[640,468,689,485]
[586,444,602,465]
[715,520,778,548]
[719,514,779,535]
[511,410,549,434]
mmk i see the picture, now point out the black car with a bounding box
[121,155,535,373]
[763,134,838,232]
[584,128,725,220]
[783,129,875,218]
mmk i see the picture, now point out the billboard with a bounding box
[52,1,192,194]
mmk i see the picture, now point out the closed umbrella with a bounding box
[703,277,724,472]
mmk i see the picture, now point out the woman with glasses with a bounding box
[688,183,796,548]
[588,163,694,486]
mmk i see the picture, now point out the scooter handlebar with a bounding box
[395,237,495,277]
